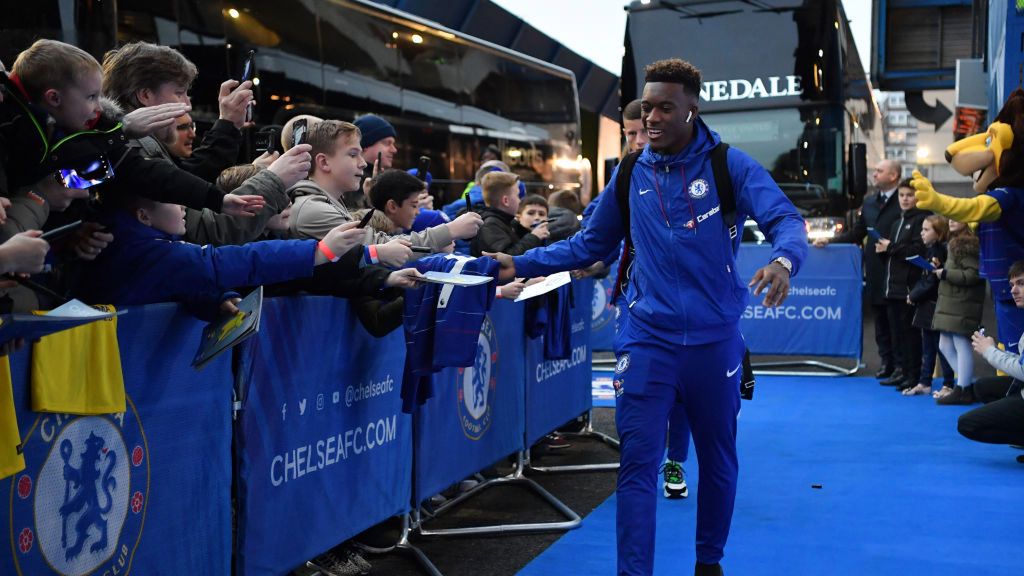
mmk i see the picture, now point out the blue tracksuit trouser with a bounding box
[616,303,691,464]
[667,404,691,463]
[613,328,743,575]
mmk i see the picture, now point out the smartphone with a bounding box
[240,50,256,123]
[357,208,375,229]
[375,151,383,173]
[292,118,308,148]
[416,156,431,183]
[241,50,256,82]
[255,127,279,155]
[40,220,84,241]
[410,246,431,253]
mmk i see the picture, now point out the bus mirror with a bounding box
[848,143,867,201]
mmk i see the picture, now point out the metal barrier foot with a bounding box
[751,358,862,376]
[527,410,621,473]
[354,514,443,576]
[416,452,581,537]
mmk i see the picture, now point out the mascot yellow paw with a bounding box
[911,169,938,210]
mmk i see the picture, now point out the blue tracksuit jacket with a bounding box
[75,211,317,319]
[515,118,807,345]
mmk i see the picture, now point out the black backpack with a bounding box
[610,142,754,399]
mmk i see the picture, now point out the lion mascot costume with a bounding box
[912,89,1024,355]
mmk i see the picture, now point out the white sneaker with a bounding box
[661,460,688,499]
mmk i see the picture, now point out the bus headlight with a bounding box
[805,217,843,241]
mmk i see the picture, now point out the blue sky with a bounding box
[493,0,873,76]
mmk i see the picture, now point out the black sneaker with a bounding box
[880,369,905,386]
[660,460,688,499]
[695,562,724,576]
[874,365,894,379]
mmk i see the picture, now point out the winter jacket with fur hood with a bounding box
[932,233,985,334]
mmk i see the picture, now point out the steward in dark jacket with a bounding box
[833,189,903,305]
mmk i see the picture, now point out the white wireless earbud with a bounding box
[686,110,693,123]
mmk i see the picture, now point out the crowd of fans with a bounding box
[0,38,593,574]
[3,35,1022,575]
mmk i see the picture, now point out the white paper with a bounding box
[421,271,493,287]
[45,299,114,318]
[514,271,572,302]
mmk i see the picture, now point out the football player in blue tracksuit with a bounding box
[487,59,807,576]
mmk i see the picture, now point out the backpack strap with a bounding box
[711,142,737,241]
[612,152,641,298]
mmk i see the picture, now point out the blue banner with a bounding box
[526,279,593,446]
[735,244,862,358]
[234,297,411,576]
[413,299,525,503]
[3,304,234,576]
[589,261,619,352]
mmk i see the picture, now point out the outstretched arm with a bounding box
[912,170,1002,223]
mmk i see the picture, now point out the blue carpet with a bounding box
[524,375,1023,575]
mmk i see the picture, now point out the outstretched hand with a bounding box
[222,194,266,217]
[482,251,516,282]
[121,102,191,139]
[748,262,790,307]
[385,267,426,289]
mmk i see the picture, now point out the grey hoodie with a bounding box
[288,179,453,251]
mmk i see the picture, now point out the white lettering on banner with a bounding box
[787,285,839,297]
[535,346,589,383]
[700,75,803,102]
[742,306,843,321]
[345,373,395,407]
[269,415,399,487]
[571,320,585,334]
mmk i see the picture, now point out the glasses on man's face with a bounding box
[176,122,196,132]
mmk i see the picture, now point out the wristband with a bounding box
[364,244,380,265]
[318,239,340,262]
[495,286,503,298]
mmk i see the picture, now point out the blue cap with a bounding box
[407,168,432,186]
[353,114,397,149]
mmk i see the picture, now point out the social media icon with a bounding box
[332,391,340,404]
[299,398,307,415]
[281,404,287,421]
[316,394,324,411]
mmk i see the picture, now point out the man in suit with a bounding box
[815,159,904,381]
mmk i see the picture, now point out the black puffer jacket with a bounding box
[470,206,544,257]
[882,208,927,300]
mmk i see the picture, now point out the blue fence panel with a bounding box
[526,279,594,446]
[234,297,411,576]
[735,244,862,358]
[413,299,525,504]
[590,260,619,352]
[3,303,234,576]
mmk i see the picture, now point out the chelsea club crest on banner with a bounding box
[592,278,615,332]
[10,399,149,576]
[457,315,498,440]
